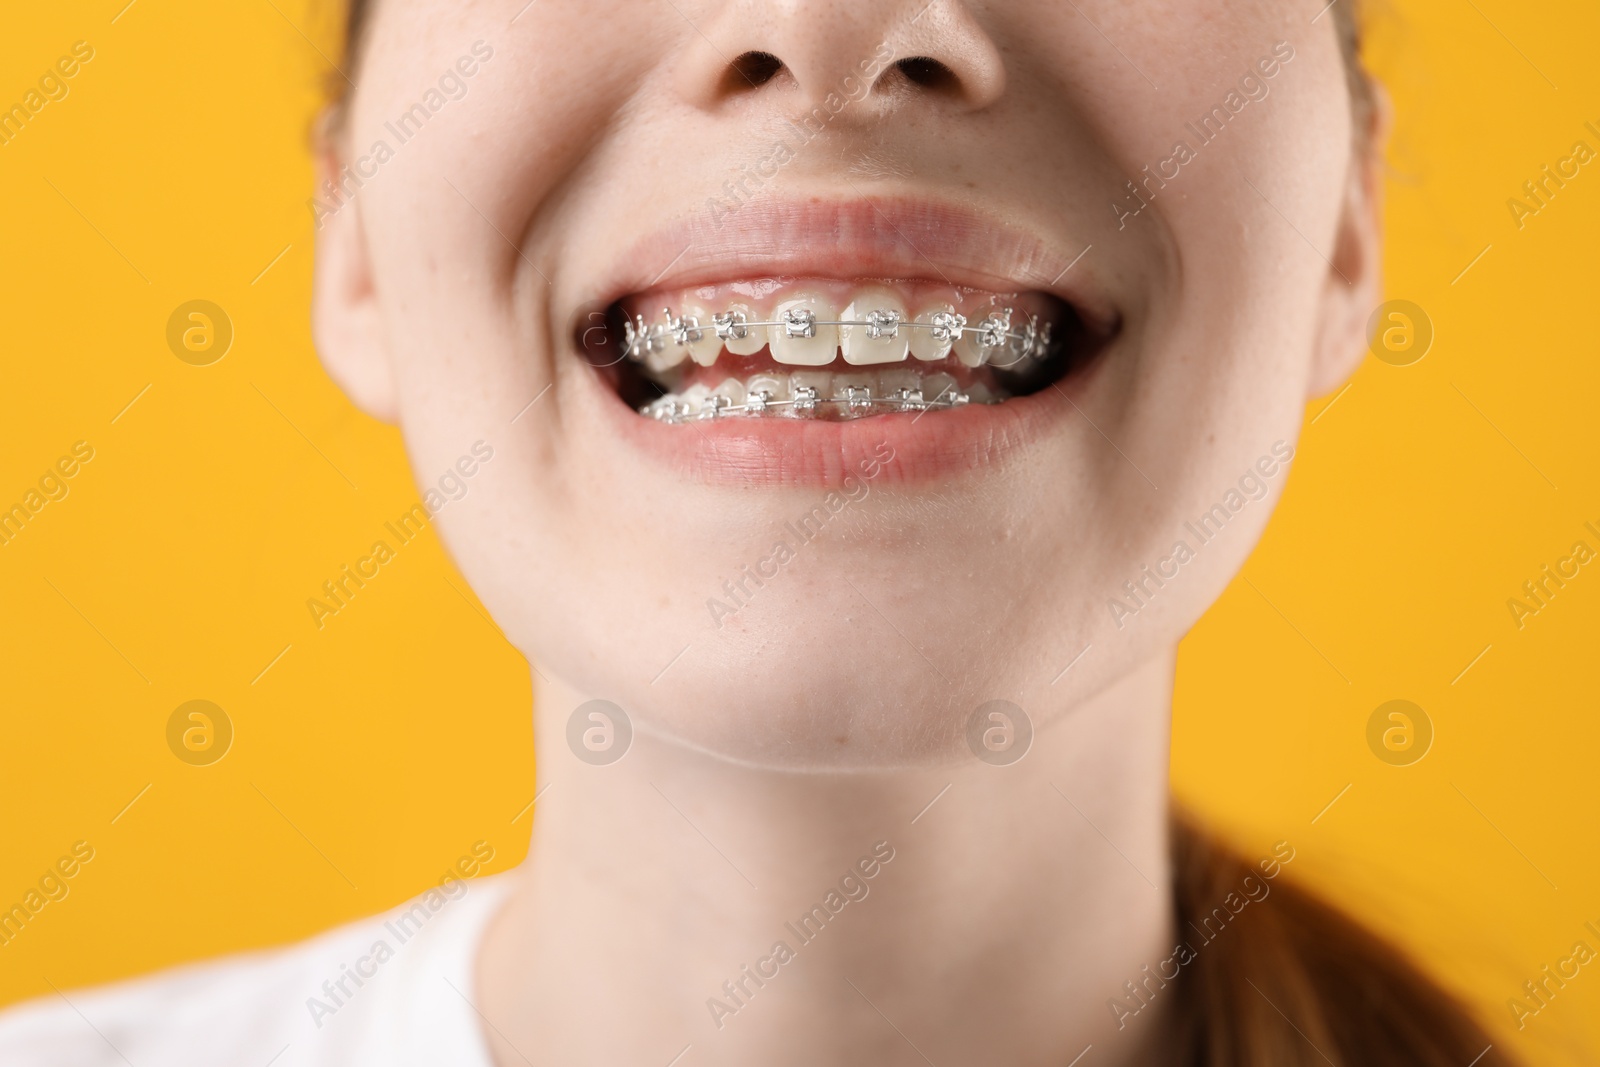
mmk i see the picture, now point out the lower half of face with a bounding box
[338,0,1354,768]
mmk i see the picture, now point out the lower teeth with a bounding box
[639,370,1001,423]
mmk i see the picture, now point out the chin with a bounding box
[492,531,1206,771]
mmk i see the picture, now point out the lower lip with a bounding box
[586,359,1094,489]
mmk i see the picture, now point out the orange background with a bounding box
[0,1,1596,1063]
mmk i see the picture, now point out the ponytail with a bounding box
[1169,811,1516,1066]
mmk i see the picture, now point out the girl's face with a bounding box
[315,0,1382,767]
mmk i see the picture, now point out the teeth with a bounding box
[645,344,688,373]
[840,288,909,365]
[909,304,958,361]
[640,367,990,423]
[771,293,838,366]
[720,303,768,357]
[623,295,1054,372]
[679,304,724,367]
[990,314,1034,371]
[877,367,920,396]
[746,373,788,403]
[844,384,874,415]
[953,310,992,369]
[789,369,833,412]
[712,377,746,408]
[682,383,711,414]
[921,371,957,404]
[623,313,677,371]
[832,370,872,405]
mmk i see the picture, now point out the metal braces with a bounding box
[623,305,1052,367]
[641,382,984,424]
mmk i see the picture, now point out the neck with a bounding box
[477,653,1179,1067]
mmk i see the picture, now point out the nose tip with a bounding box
[680,1,1006,116]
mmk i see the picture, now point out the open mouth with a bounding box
[584,277,1111,423]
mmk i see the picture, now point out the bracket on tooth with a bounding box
[668,308,707,346]
[782,308,817,339]
[623,304,1054,363]
[976,308,1013,353]
[929,310,966,343]
[992,315,1037,370]
[865,309,901,340]
[712,311,749,341]
[644,383,981,423]
[1009,319,1036,363]
[624,315,666,360]
[890,387,927,412]
[651,399,691,422]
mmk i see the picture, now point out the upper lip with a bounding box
[589,194,1116,334]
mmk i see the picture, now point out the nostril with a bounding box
[722,50,786,92]
[893,56,958,93]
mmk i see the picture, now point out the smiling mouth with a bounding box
[587,277,1109,423]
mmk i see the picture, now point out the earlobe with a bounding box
[1308,82,1394,399]
[311,113,399,424]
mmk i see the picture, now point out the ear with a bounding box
[1307,81,1393,398]
[310,109,399,423]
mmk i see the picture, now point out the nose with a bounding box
[676,0,1006,117]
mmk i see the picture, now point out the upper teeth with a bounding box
[623,303,1052,370]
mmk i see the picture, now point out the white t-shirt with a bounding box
[0,875,512,1066]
